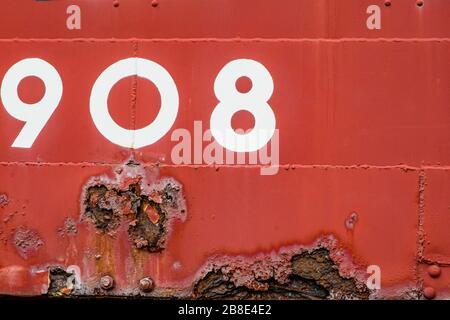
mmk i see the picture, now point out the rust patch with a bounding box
[84,185,127,233]
[0,193,8,208]
[47,267,76,296]
[13,227,44,259]
[193,247,370,300]
[82,164,186,252]
[57,217,78,238]
[128,197,167,250]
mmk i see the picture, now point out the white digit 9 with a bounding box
[210,59,275,152]
[1,58,63,148]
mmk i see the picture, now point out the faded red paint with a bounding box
[0,0,449,299]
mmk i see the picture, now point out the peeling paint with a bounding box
[81,163,186,251]
[193,242,371,299]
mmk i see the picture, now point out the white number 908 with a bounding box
[1,57,276,152]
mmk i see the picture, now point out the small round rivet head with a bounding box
[423,286,436,300]
[428,265,441,278]
[416,0,424,7]
[384,0,391,7]
[113,0,120,8]
[151,0,158,7]
[139,277,154,292]
[100,275,114,290]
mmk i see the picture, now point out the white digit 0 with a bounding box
[90,57,179,149]
[211,59,275,152]
[1,58,63,148]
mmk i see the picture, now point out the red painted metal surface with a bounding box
[0,0,449,299]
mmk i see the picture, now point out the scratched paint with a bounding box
[0,0,449,299]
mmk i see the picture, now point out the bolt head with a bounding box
[427,265,441,278]
[100,275,114,290]
[139,277,154,292]
[423,286,436,300]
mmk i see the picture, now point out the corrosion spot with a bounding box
[128,198,166,250]
[193,248,369,300]
[291,249,368,299]
[345,212,358,230]
[83,186,127,233]
[48,267,76,296]
[57,217,78,238]
[0,194,8,208]
[14,227,44,259]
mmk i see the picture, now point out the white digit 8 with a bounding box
[210,59,275,152]
[90,57,179,149]
[1,58,63,148]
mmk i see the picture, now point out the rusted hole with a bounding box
[128,197,167,250]
[48,267,75,296]
[194,248,370,300]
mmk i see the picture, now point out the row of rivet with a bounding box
[423,265,441,300]
[100,275,155,293]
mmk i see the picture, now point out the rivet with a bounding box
[100,275,114,290]
[151,0,159,7]
[423,286,436,299]
[384,1,391,7]
[427,265,441,278]
[139,277,155,292]
[113,0,120,8]
[416,0,424,7]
